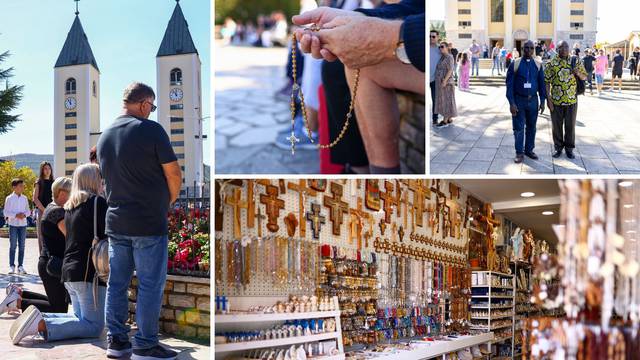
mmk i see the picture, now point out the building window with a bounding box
[92,81,97,97]
[491,0,504,22]
[515,0,528,15]
[65,146,77,152]
[65,112,77,117]
[570,34,584,40]
[65,135,77,140]
[539,0,552,23]
[65,78,76,95]
[171,141,185,147]
[65,124,77,129]
[170,68,182,85]
[170,117,184,122]
[458,21,472,27]
[570,10,584,15]
[171,129,184,134]
[65,158,77,164]
[459,33,472,39]
[458,9,471,15]
[170,104,184,110]
[571,22,584,28]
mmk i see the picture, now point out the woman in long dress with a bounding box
[458,52,470,92]
[435,42,457,127]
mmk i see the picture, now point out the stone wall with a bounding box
[128,274,210,340]
[398,91,426,174]
[0,228,38,238]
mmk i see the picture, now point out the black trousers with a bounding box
[430,81,438,123]
[551,103,578,151]
[20,256,69,313]
[321,60,369,167]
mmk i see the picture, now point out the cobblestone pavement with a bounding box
[215,42,320,174]
[430,85,640,174]
[0,237,209,359]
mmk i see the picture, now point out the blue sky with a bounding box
[0,0,211,164]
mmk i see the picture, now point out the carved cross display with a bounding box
[287,180,318,237]
[225,188,247,239]
[364,215,374,248]
[260,185,285,233]
[409,180,429,228]
[246,180,255,228]
[395,180,403,220]
[306,202,326,239]
[348,213,361,246]
[401,191,409,230]
[380,181,397,224]
[379,218,387,235]
[445,198,461,238]
[323,182,349,236]
[256,207,266,238]
[350,198,370,250]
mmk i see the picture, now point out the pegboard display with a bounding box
[215,179,477,298]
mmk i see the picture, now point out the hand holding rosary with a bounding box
[288,25,360,155]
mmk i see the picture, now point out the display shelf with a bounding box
[214,332,342,353]
[215,310,341,324]
[470,323,513,331]
[471,285,513,289]
[471,295,513,299]
[371,333,494,360]
[491,336,513,344]
[471,314,513,320]
[471,305,513,309]
[473,270,514,278]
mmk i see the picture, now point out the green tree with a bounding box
[0,161,36,208]
[215,0,299,25]
[0,50,24,134]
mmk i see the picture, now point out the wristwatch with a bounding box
[395,22,411,65]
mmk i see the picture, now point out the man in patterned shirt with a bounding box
[544,40,587,159]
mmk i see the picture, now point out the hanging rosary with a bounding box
[288,25,360,155]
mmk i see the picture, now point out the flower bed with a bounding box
[167,205,210,278]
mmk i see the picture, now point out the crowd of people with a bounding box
[0,83,182,360]
[221,12,289,48]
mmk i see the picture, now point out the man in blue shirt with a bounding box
[506,40,547,163]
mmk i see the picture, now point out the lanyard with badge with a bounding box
[524,60,532,89]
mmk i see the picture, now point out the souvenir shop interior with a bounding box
[214,179,640,360]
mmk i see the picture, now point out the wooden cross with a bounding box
[348,213,361,247]
[380,181,397,224]
[408,180,428,228]
[395,180,403,220]
[323,182,349,236]
[287,180,318,237]
[350,198,369,250]
[246,180,255,228]
[256,207,266,238]
[260,185,285,233]
[401,191,409,230]
[225,188,247,239]
[363,215,374,248]
[306,203,326,239]
[391,223,398,242]
[398,225,405,242]
[445,198,461,238]
[379,218,387,235]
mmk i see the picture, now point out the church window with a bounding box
[65,78,77,95]
[539,0,552,23]
[170,68,183,85]
[92,81,97,97]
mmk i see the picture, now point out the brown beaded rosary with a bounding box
[288,25,360,154]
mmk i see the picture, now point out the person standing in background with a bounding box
[610,49,624,92]
[491,43,501,76]
[594,49,608,95]
[32,162,54,254]
[469,39,481,77]
[430,30,441,125]
[458,52,471,92]
[450,43,459,82]
[435,42,457,127]
[582,49,596,95]
[4,179,30,275]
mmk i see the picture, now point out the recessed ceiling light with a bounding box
[521,192,535,198]
[619,181,633,188]
[542,211,554,216]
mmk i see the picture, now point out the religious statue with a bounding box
[523,229,534,263]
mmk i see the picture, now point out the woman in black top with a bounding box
[10,164,109,344]
[0,177,72,316]
[33,161,54,253]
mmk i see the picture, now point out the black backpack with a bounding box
[571,56,586,96]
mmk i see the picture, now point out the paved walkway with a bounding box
[215,42,320,174]
[430,85,640,174]
[0,237,209,359]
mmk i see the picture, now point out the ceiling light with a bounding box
[619,181,633,188]
[542,211,554,216]
[521,192,535,198]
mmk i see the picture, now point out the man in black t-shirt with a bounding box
[97,83,182,360]
[611,49,624,92]
[582,49,596,95]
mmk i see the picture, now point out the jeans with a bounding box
[106,234,168,350]
[512,96,539,154]
[492,56,501,74]
[586,70,593,91]
[43,282,106,341]
[8,226,26,267]
[471,57,479,76]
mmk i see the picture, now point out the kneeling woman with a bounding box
[10,164,108,344]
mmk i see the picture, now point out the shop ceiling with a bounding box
[454,179,560,244]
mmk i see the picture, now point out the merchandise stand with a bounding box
[470,271,514,359]
[366,333,495,360]
[510,260,533,359]
[215,296,345,358]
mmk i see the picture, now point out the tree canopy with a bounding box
[0,161,36,208]
[0,50,24,134]
[215,0,300,25]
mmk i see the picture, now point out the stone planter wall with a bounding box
[0,227,38,238]
[128,274,210,340]
[397,91,426,174]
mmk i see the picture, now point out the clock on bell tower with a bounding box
[53,3,100,178]
[156,0,203,194]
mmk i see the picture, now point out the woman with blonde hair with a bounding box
[9,164,108,345]
[1,177,72,316]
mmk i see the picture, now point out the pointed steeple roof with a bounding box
[157,1,198,57]
[55,15,99,71]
